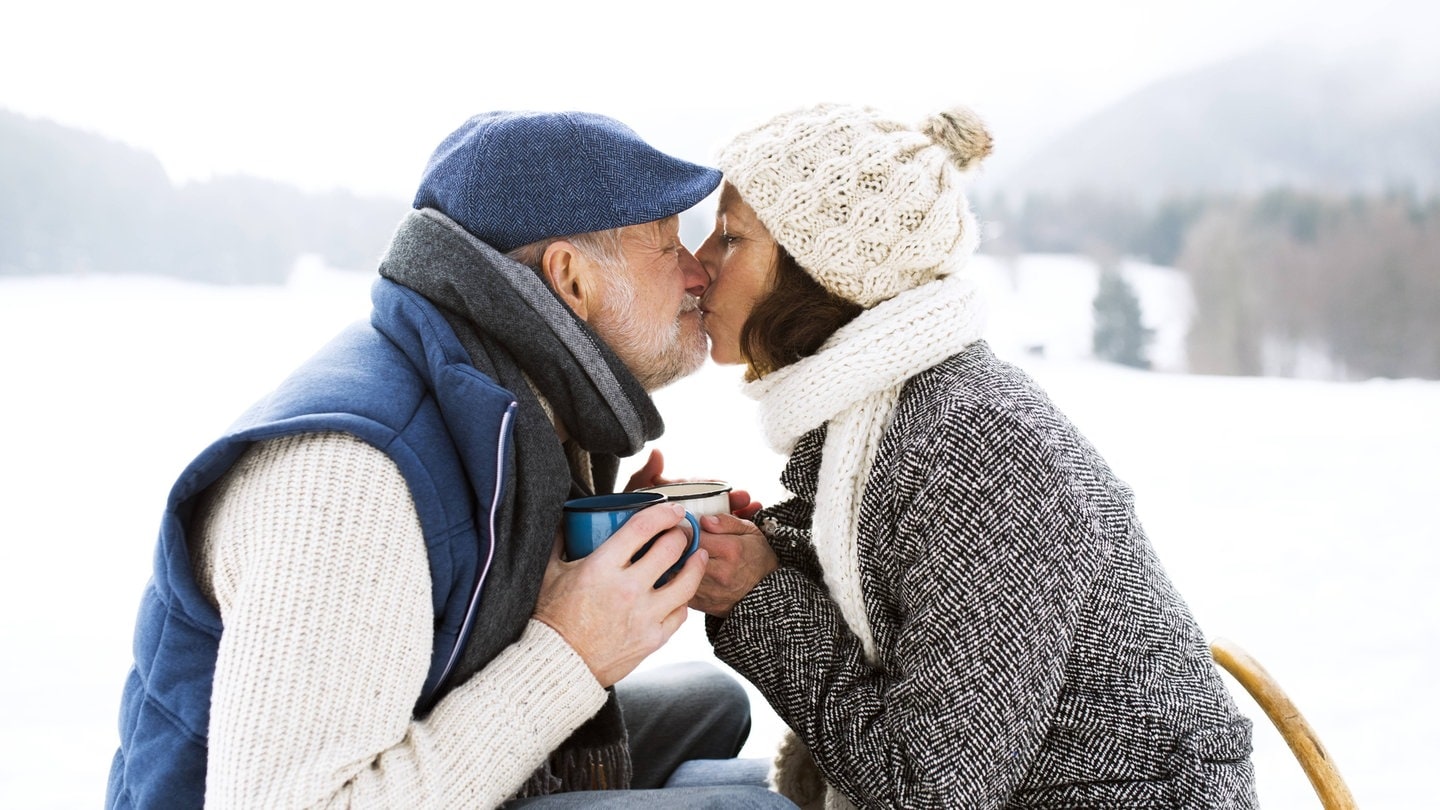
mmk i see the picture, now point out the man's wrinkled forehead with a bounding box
[621,215,680,247]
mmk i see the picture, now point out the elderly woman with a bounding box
[688,104,1259,809]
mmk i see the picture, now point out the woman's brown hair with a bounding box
[740,246,864,380]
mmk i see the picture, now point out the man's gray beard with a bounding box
[592,292,707,392]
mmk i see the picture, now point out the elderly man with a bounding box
[106,112,790,809]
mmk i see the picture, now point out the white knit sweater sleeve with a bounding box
[193,431,607,809]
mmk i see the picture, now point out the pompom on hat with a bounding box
[718,103,993,307]
[415,111,722,253]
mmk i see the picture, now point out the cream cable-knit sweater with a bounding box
[191,431,606,808]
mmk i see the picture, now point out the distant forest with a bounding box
[0,109,407,284]
[971,44,1440,381]
[978,189,1440,380]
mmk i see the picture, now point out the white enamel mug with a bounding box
[637,481,734,518]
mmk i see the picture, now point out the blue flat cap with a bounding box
[413,111,722,253]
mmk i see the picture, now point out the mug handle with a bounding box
[680,511,701,561]
[652,511,702,588]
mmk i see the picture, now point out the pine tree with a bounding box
[1092,267,1153,369]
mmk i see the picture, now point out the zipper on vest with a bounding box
[431,400,517,698]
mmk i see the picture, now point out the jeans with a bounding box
[504,662,794,808]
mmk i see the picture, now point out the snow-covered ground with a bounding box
[2,255,1434,808]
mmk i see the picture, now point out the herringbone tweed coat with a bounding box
[711,342,1259,809]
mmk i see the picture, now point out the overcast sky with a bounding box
[3,0,1434,201]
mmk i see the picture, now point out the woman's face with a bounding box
[696,183,780,366]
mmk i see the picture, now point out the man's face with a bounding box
[587,216,710,391]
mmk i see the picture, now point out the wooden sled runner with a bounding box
[1210,637,1358,809]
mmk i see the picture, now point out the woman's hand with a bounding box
[727,490,764,519]
[691,513,778,618]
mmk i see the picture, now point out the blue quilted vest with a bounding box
[106,279,518,809]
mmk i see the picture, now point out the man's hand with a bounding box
[533,503,705,687]
[690,513,778,618]
[623,449,670,492]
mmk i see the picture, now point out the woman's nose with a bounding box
[694,232,720,281]
[680,246,710,298]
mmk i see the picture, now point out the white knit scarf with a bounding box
[744,272,988,664]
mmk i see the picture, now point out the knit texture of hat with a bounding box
[415,111,722,253]
[718,104,992,307]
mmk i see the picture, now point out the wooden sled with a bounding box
[1210,637,1358,809]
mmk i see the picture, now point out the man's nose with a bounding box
[680,246,709,298]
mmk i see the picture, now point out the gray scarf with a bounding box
[379,208,663,794]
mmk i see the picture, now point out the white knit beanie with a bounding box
[718,103,993,308]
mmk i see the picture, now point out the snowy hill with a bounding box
[983,44,1440,200]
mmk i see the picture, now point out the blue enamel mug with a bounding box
[562,492,701,586]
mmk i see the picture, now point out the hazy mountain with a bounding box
[0,109,408,282]
[983,45,1440,201]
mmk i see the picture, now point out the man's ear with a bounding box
[539,240,595,321]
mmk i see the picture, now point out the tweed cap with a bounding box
[718,103,992,307]
[414,111,722,253]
